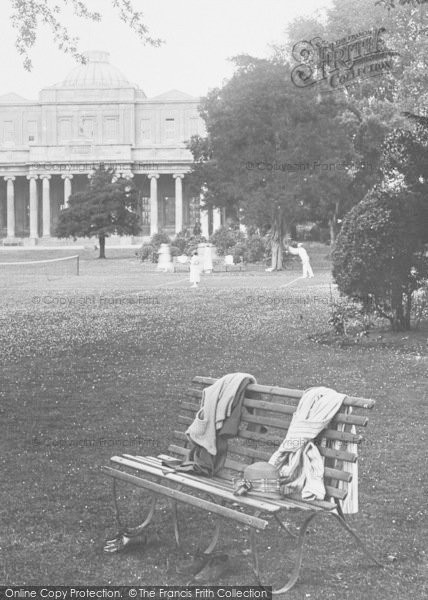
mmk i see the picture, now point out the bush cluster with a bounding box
[332,188,428,331]
[137,227,269,264]
[137,230,207,262]
[209,227,267,262]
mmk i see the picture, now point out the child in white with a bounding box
[288,243,314,278]
[189,251,201,288]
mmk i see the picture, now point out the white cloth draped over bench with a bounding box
[269,386,359,513]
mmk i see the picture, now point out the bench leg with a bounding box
[273,513,297,539]
[250,511,317,594]
[171,495,221,555]
[330,508,384,567]
[250,509,383,594]
[103,479,157,553]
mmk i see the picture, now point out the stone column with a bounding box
[41,175,51,237]
[62,173,73,207]
[200,196,209,239]
[149,173,159,236]
[27,175,39,239]
[213,207,222,232]
[173,173,184,234]
[4,176,15,239]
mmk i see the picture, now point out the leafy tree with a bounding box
[381,115,428,204]
[9,0,162,70]
[187,56,362,267]
[332,187,427,330]
[55,166,140,258]
[282,0,428,239]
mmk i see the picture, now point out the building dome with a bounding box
[60,51,133,88]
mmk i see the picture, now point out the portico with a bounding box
[0,51,223,245]
[0,168,201,241]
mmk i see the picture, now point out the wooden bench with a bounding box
[102,376,383,593]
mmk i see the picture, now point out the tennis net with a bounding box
[0,254,80,280]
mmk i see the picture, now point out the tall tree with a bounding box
[281,0,426,235]
[55,166,140,258]
[9,0,162,70]
[187,56,361,267]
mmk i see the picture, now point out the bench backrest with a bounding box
[169,376,375,503]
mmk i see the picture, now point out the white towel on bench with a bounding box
[269,386,346,501]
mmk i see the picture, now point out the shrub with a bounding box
[245,235,267,262]
[332,188,428,331]
[170,245,181,257]
[411,279,428,328]
[210,228,266,262]
[137,231,171,262]
[171,233,187,254]
[137,243,157,262]
[232,243,246,263]
[329,297,373,336]
[210,226,245,256]
[151,232,171,248]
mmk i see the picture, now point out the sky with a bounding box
[0,0,332,100]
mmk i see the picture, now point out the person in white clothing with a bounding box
[287,243,314,278]
[189,251,201,288]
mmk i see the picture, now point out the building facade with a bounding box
[0,51,221,245]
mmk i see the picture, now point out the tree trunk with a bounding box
[271,239,283,270]
[391,285,406,331]
[99,235,106,259]
[404,288,412,330]
[270,208,285,271]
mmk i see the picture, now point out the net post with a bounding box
[77,255,80,276]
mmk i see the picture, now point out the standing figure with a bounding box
[189,251,201,288]
[287,243,314,278]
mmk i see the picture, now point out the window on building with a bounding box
[165,118,176,140]
[103,117,118,141]
[79,117,95,139]
[59,119,72,142]
[140,118,152,142]
[3,121,15,144]
[28,120,38,143]
[141,196,150,225]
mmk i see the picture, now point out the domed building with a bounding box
[0,51,221,244]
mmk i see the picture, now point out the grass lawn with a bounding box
[0,246,427,599]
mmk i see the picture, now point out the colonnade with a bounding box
[2,171,221,240]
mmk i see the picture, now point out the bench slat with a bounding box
[172,430,357,464]
[174,431,358,463]
[177,411,363,443]
[182,397,369,427]
[114,455,282,512]
[191,377,376,409]
[102,465,270,529]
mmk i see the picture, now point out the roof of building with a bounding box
[0,92,30,103]
[51,50,138,90]
[150,89,198,102]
